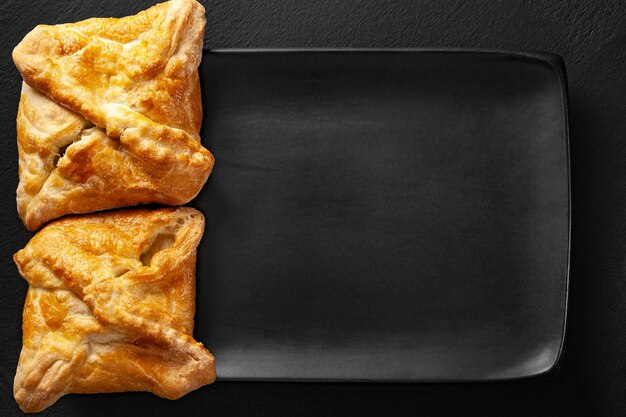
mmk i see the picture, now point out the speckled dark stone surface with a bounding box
[0,1,624,416]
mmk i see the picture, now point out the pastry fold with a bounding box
[13,207,216,413]
[13,0,214,231]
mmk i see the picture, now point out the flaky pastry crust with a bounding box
[13,0,214,231]
[13,207,216,413]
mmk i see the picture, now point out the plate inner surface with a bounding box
[193,51,569,381]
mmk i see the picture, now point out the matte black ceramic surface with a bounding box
[193,50,570,381]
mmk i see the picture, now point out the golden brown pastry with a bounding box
[13,207,215,413]
[13,0,214,231]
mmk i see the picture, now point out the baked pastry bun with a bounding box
[13,207,215,413]
[13,0,214,231]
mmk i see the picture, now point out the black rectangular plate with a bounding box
[193,49,570,381]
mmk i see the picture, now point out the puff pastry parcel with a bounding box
[13,208,215,413]
[13,0,214,231]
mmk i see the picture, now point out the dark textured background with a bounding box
[0,0,624,416]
